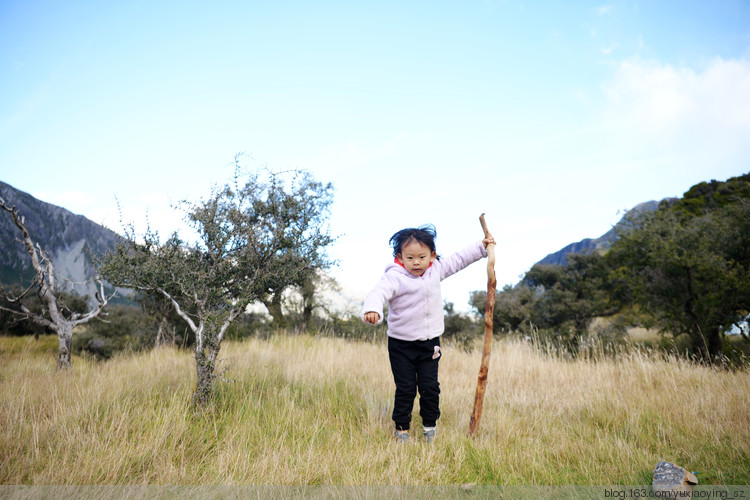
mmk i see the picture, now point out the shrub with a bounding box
[73,305,155,359]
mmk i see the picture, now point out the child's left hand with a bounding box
[482,237,496,249]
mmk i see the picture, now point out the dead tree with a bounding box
[0,198,110,368]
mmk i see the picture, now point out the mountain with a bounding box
[536,199,673,267]
[539,173,750,267]
[0,181,122,302]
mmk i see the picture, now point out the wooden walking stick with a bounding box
[469,213,496,437]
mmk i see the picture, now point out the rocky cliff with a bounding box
[0,181,122,301]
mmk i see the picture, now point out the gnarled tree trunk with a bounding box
[194,350,214,407]
[56,322,74,369]
[262,291,287,329]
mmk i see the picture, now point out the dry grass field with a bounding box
[1,333,748,485]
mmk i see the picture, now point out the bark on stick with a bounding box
[469,213,496,437]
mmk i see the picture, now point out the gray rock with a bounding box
[653,461,698,494]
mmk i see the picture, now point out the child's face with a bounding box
[397,240,437,277]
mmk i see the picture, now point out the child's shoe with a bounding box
[423,426,436,442]
[394,429,410,443]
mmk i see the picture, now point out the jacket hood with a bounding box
[384,262,415,277]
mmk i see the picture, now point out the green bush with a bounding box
[73,305,155,359]
[442,301,481,351]
[224,312,276,340]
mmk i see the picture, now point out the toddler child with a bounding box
[362,224,493,442]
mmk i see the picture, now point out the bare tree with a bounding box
[0,198,110,368]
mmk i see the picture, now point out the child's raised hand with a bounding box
[364,312,381,324]
[482,237,496,249]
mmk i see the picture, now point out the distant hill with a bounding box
[536,200,672,267]
[536,172,750,267]
[0,181,123,302]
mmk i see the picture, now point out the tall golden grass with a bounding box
[1,334,748,485]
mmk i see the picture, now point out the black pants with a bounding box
[388,336,441,431]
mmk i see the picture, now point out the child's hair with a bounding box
[389,224,439,259]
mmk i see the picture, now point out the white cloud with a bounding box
[601,56,750,175]
[605,56,750,129]
[596,5,614,16]
[601,43,620,55]
[636,34,644,51]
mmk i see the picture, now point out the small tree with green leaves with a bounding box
[100,166,334,406]
[525,253,625,335]
[610,198,750,362]
[471,284,539,335]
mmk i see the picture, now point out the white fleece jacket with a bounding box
[361,241,488,341]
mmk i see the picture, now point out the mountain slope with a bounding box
[536,199,670,267]
[0,181,122,301]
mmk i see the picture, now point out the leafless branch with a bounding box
[0,197,109,367]
[158,287,199,334]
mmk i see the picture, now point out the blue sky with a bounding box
[2,1,749,313]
